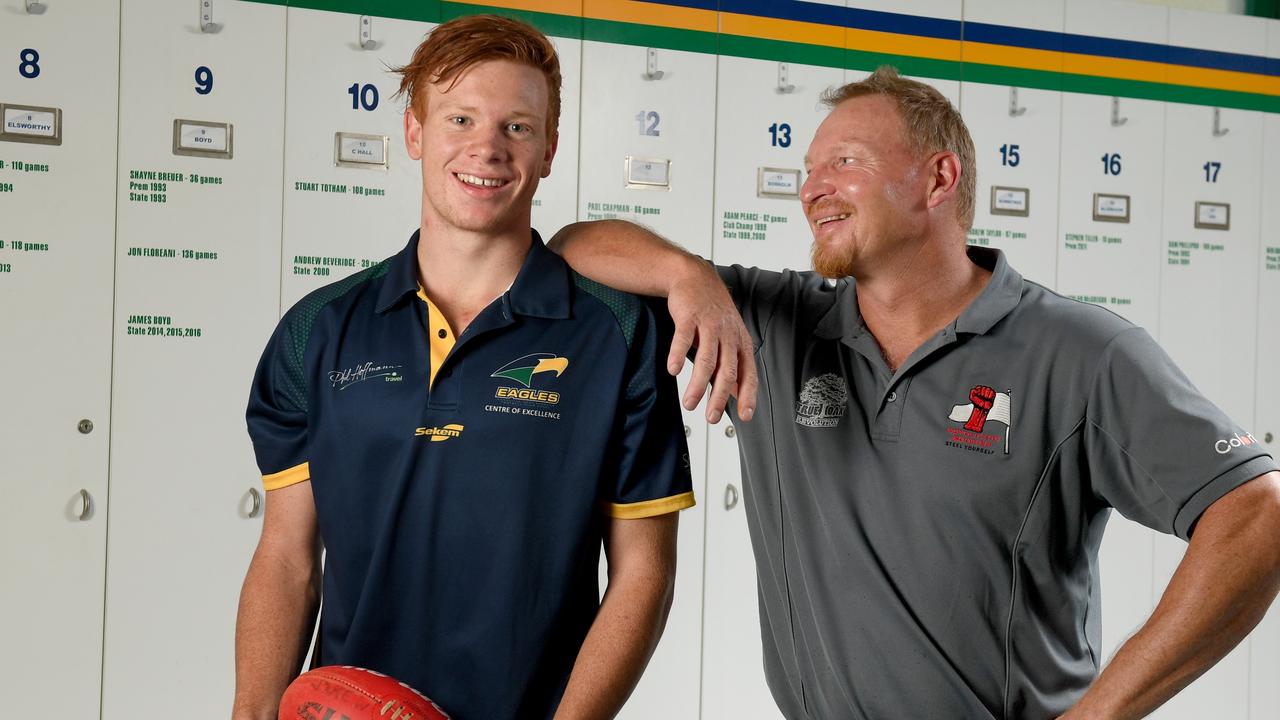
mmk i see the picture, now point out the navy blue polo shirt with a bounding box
[245,230,694,720]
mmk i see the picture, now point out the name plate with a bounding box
[173,119,233,159]
[758,167,801,198]
[1194,201,1230,230]
[990,186,1030,217]
[625,157,670,189]
[335,132,389,169]
[0,103,62,145]
[1092,193,1130,223]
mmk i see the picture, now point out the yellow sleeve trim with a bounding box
[606,491,697,519]
[262,461,310,491]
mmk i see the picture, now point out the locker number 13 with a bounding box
[768,123,792,148]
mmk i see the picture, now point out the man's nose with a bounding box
[468,124,509,161]
[800,170,830,205]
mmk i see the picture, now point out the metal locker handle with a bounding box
[77,489,91,521]
[247,488,262,518]
[724,484,739,511]
[26,0,47,15]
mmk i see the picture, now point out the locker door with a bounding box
[280,8,437,309]
[101,2,286,716]
[1249,19,1280,720]
[0,2,118,716]
[1151,10,1266,720]
[960,0,1064,288]
[578,21,718,716]
[1056,0,1167,667]
[703,47,844,720]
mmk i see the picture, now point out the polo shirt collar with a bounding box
[374,228,572,319]
[813,246,1023,342]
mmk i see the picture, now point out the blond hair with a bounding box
[822,66,975,230]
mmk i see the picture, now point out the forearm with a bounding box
[548,220,708,297]
[1065,475,1280,719]
[554,568,675,719]
[231,549,321,720]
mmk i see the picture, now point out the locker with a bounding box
[1056,0,1168,666]
[101,1,287,716]
[280,8,436,309]
[960,0,1064,289]
[1150,9,1266,720]
[0,1,119,716]
[701,50,843,720]
[578,35,717,718]
[1249,19,1280,720]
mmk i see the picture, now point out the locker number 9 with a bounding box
[19,48,40,79]
[195,66,214,95]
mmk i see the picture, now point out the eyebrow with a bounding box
[438,103,542,121]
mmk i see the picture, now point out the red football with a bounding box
[279,665,451,720]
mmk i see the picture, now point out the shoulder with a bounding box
[1007,279,1138,351]
[570,271,652,349]
[271,261,393,364]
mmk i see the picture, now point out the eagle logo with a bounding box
[491,353,569,388]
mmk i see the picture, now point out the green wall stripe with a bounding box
[286,0,439,22]
[440,2,583,38]
[845,50,963,83]
[581,18,719,55]
[715,34,845,69]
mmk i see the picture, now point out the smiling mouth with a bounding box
[455,172,510,188]
[813,213,850,226]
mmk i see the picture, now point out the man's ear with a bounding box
[404,107,423,161]
[925,150,961,212]
[541,130,559,179]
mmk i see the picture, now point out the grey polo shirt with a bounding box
[718,246,1276,720]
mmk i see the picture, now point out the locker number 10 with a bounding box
[768,123,792,148]
[349,83,380,111]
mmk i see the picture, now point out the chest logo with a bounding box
[414,424,464,442]
[491,353,569,387]
[328,361,403,390]
[795,374,848,428]
[945,385,1013,455]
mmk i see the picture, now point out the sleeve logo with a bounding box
[1214,432,1259,454]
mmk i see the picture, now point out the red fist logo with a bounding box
[964,385,996,432]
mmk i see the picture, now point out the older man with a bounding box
[552,66,1280,719]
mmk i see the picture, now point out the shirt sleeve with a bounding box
[1083,327,1277,539]
[715,263,791,350]
[245,314,312,491]
[605,297,696,519]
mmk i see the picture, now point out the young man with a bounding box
[233,15,694,720]
[552,67,1280,719]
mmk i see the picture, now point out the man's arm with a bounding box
[231,480,322,720]
[554,512,679,720]
[1063,471,1280,719]
[549,220,755,422]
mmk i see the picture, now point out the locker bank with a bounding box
[2,0,1279,717]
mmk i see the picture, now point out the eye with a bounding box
[507,122,530,134]
[448,116,469,126]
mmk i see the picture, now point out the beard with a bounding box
[811,237,856,279]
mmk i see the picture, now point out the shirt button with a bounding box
[886,391,898,403]
[437,328,447,339]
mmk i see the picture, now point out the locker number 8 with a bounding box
[195,66,214,95]
[349,83,380,111]
[19,48,40,79]
[768,122,792,148]
[636,111,660,137]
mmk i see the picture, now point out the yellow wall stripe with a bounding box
[470,0,583,16]
[847,27,962,63]
[962,41,1063,74]
[720,11,843,50]
[584,0,717,34]
[263,461,310,491]
[608,491,697,519]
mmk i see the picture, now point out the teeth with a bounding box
[815,214,850,226]
[457,173,507,188]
